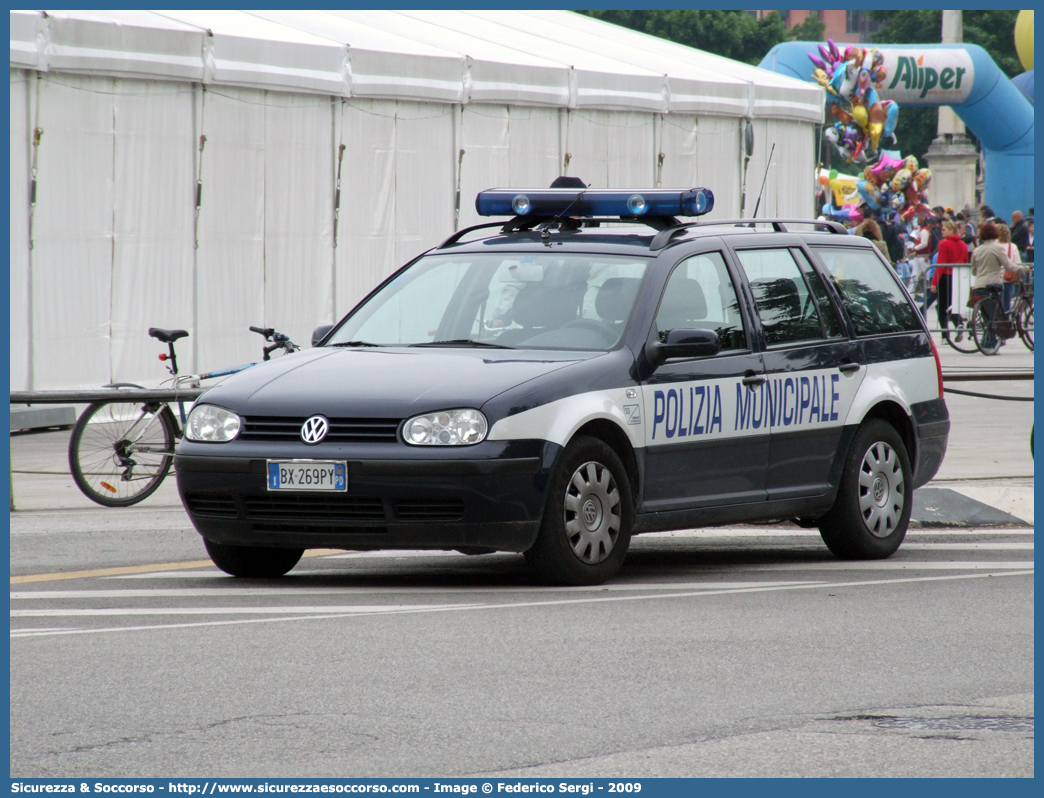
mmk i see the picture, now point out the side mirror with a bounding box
[646,328,720,366]
[311,323,335,347]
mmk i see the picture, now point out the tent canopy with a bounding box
[10,9,822,120]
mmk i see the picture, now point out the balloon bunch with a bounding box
[810,43,932,222]
[856,152,932,220]
[811,41,899,165]
[818,169,864,225]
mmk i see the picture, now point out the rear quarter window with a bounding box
[811,246,922,336]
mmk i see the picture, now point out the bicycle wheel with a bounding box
[1016,298,1034,351]
[944,310,978,353]
[68,401,178,507]
[970,300,1002,355]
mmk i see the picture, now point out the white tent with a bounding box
[10,9,823,390]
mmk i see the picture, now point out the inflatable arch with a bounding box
[761,42,1034,221]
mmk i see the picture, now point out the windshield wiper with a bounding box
[329,340,382,347]
[409,339,514,349]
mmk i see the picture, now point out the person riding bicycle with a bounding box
[971,222,1030,348]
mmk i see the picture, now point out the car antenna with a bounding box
[751,143,775,220]
[544,176,588,241]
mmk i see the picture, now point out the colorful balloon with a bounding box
[809,44,900,165]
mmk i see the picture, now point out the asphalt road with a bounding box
[9,517,1034,778]
[8,331,1034,778]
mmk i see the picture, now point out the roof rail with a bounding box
[439,214,682,249]
[439,214,561,248]
[649,218,849,252]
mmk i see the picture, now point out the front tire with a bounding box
[971,299,1002,355]
[818,419,912,559]
[525,436,633,585]
[943,311,977,353]
[1016,299,1033,351]
[204,538,304,578]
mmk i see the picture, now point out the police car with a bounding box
[175,181,949,585]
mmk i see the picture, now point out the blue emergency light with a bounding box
[475,187,714,218]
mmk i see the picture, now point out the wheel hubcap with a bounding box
[858,441,905,538]
[563,461,621,564]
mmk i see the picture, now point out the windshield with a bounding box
[328,253,651,351]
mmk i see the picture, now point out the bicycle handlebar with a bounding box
[251,324,300,360]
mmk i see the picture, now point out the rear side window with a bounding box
[734,248,823,346]
[811,246,922,336]
[791,248,845,338]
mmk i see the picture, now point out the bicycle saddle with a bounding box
[148,327,189,343]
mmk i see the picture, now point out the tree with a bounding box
[787,11,826,43]
[576,10,788,66]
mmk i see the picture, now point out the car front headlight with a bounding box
[185,404,241,443]
[403,409,488,446]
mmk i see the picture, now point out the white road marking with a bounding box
[904,529,1034,536]
[10,570,1033,639]
[641,528,1034,538]
[899,542,1033,550]
[107,558,1034,582]
[12,604,476,617]
[10,581,823,600]
[750,561,1033,571]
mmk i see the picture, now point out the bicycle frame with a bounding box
[168,363,256,427]
[69,325,301,508]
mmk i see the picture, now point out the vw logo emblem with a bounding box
[300,415,329,445]
[583,500,598,527]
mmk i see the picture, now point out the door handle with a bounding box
[838,362,861,374]
[741,372,766,388]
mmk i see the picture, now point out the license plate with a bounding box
[267,460,347,492]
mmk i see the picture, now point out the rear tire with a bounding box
[818,419,911,559]
[525,435,633,586]
[204,538,304,578]
[68,401,177,507]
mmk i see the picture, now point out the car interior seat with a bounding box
[595,277,643,329]
[495,283,585,345]
[655,278,707,339]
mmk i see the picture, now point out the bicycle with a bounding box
[942,306,978,354]
[970,286,1019,355]
[67,325,300,507]
[1011,271,1034,351]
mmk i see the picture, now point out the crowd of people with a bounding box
[823,202,1034,343]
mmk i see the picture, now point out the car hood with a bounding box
[197,347,593,420]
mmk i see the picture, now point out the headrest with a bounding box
[656,278,707,331]
[510,284,582,328]
[595,278,642,322]
[749,278,800,319]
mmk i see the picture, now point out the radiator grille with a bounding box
[242,495,386,522]
[252,523,388,536]
[239,416,400,443]
[185,493,238,518]
[394,497,465,521]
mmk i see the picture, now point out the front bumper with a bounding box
[174,438,559,552]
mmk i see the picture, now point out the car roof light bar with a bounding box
[475,188,714,219]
